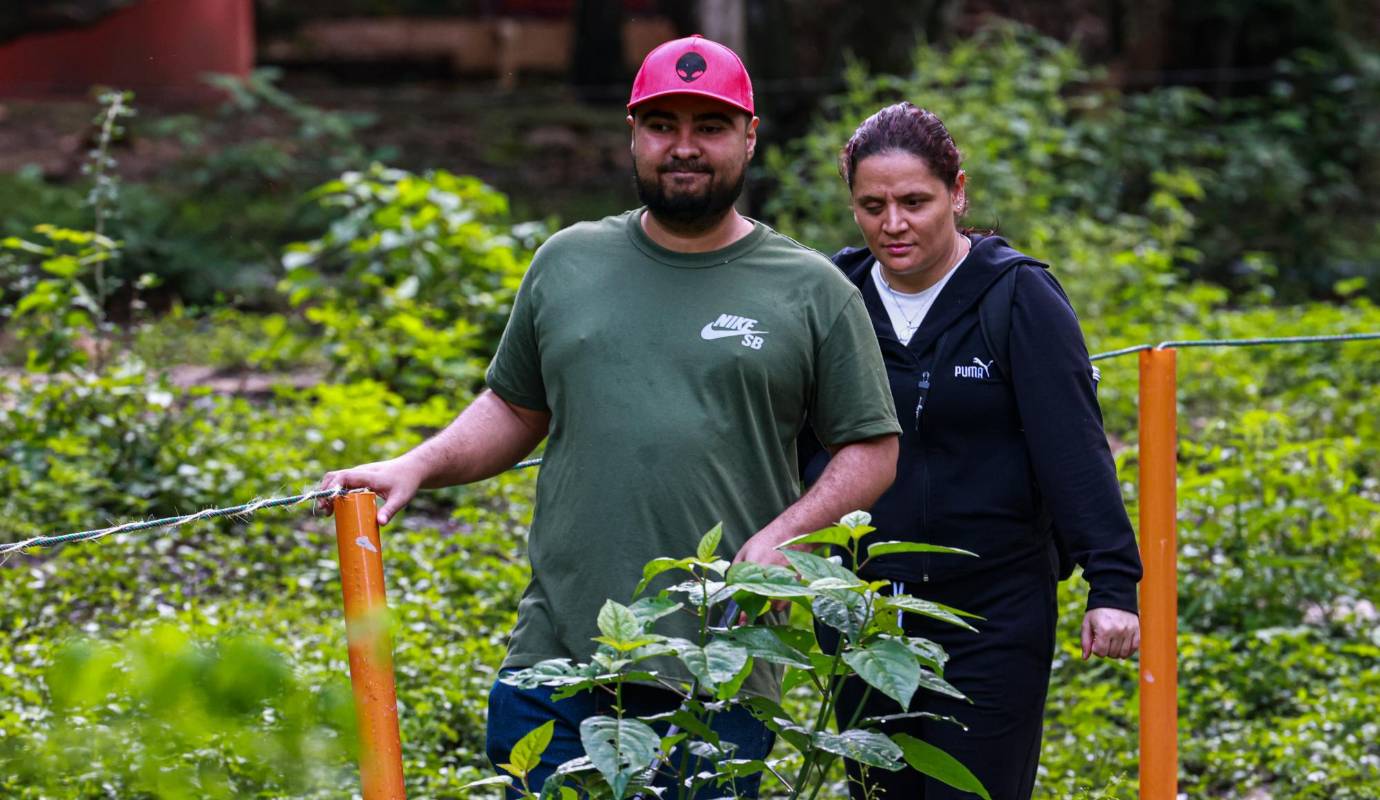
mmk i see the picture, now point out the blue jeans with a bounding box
[486,673,775,799]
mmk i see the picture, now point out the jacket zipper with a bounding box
[913,336,946,584]
[888,329,937,586]
[921,459,931,583]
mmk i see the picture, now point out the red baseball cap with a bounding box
[628,34,755,116]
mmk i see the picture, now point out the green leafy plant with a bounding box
[469,513,991,800]
[281,164,548,401]
[1,90,134,373]
[0,625,358,799]
[202,67,382,185]
[1,224,119,372]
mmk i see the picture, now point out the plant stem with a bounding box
[841,686,875,732]
[794,589,879,798]
[788,644,846,799]
[803,755,837,800]
[86,92,128,373]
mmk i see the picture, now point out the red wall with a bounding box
[0,0,254,103]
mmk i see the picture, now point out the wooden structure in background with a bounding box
[262,16,676,89]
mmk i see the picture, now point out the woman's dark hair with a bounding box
[839,102,963,191]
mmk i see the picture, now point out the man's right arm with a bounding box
[317,389,550,525]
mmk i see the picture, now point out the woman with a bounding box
[799,102,1144,799]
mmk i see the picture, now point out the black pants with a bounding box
[823,569,1058,800]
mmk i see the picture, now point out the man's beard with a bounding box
[634,157,747,234]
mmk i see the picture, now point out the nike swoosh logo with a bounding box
[700,324,769,340]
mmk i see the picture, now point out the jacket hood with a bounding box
[832,234,1046,351]
[831,234,1042,289]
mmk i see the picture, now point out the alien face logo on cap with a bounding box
[676,52,707,83]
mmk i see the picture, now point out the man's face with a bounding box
[628,95,759,232]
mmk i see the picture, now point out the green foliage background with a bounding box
[1,21,1377,799]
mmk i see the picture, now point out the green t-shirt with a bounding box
[486,209,900,699]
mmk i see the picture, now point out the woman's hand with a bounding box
[1081,607,1140,660]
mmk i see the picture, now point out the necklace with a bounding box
[875,235,971,338]
[876,272,925,336]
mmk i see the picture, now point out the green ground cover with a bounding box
[1,22,1377,799]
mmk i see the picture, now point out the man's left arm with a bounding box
[732,434,897,567]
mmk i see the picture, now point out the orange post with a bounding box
[1138,349,1178,800]
[334,492,407,800]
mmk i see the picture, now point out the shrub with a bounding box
[281,164,548,401]
[476,515,990,800]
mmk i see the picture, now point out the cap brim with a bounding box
[627,88,754,116]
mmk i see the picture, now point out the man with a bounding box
[318,35,901,796]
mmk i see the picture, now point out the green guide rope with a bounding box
[1088,331,1380,362]
[4,332,1377,556]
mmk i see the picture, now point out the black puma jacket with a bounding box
[801,235,1142,613]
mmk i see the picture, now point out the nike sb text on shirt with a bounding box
[700,313,769,349]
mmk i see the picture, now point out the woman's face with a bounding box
[850,150,965,281]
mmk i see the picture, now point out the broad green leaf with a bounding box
[501,719,554,777]
[893,733,992,799]
[628,596,682,627]
[462,774,514,789]
[898,635,950,674]
[714,652,755,701]
[633,556,693,596]
[742,696,811,753]
[722,626,813,669]
[667,638,749,689]
[778,525,852,549]
[811,729,905,770]
[590,653,631,673]
[782,549,860,585]
[717,759,769,778]
[697,522,723,561]
[866,540,978,559]
[730,590,770,623]
[1,235,51,255]
[812,589,868,641]
[808,652,851,677]
[41,256,82,279]
[591,634,665,653]
[843,638,922,709]
[862,710,967,730]
[666,579,735,606]
[808,576,867,591]
[595,600,643,646]
[579,716,660,799]
[541,757,597,798]
[725,562,813,598]
[14,282,61,316]
[649,708,718,746]
[701,558,732,576]
[782,666,815,694]
[916,667,967,701]
[501,659,594,689]
[878,596,980,631]
[548,670,661,701]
